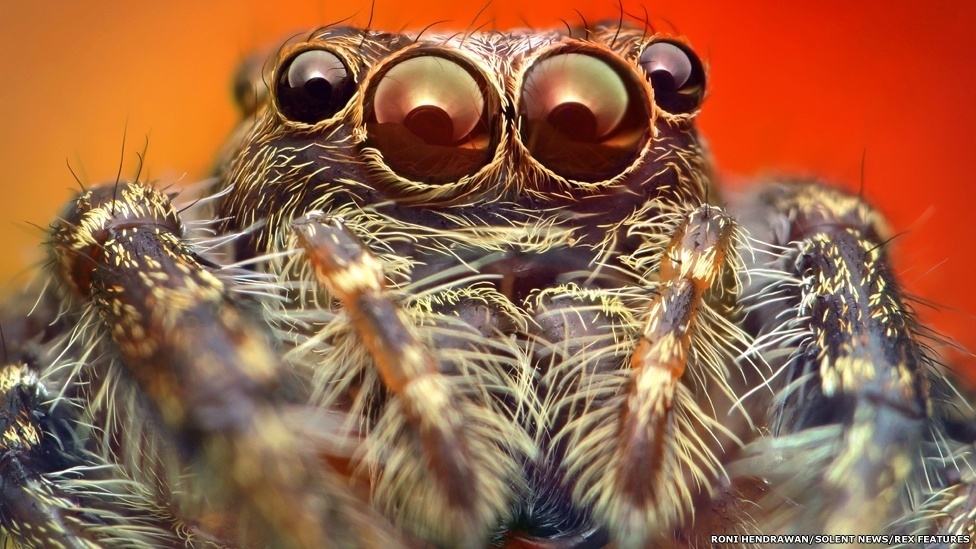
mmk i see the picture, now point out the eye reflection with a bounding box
[522,54,628,142]
[365,55,494,184]
[519,53,650,181]
[276,49,356,124]
[639,41,705,114]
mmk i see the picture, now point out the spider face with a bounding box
[215,25,731,546]
[1,21,974,549]
[218,26,707,275]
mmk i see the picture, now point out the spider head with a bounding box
[216,24,710,305]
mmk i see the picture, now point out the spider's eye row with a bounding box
[639,41,705,114]
[364,55,494,183]
[518,52,651,181]
[276,49,356,123]
[273,45,703,183]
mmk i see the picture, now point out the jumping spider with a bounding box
[1,21,974,549]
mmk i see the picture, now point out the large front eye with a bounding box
[276,49,356,124]
[639,41,705,114]
[365,55,494,183]
[519,53,650,181]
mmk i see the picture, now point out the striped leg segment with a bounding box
[293,212,529,548]
[0,363,81,548]
[555,205,743,548]
[0,362,180,548]
[51,182,387,548]
[733,183,954,539]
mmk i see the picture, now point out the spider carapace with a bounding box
[0,22,974,549]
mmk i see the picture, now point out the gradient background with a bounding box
[1,1,974,382]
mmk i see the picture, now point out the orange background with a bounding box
[1,1,974,382]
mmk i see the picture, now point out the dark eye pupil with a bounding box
[546,102,597,142]
[640,41,705,114]
[276,49,355,123]
[649,70,678,93]
[402,105,455,146]
[301,76,333,98]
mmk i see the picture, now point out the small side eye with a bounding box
[232,54,266,117]
[639,41,705,114]
[276,49,356,124]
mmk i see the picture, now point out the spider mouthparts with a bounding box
[481,253,574,302]
[420,247,625,304]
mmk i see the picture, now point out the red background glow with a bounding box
[1,1,973,382]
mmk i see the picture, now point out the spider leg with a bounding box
[541,204,751,548]
[0,360,183,548]
[293,212,533,548]
[730,182,973,540]
[49,182,392,548]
